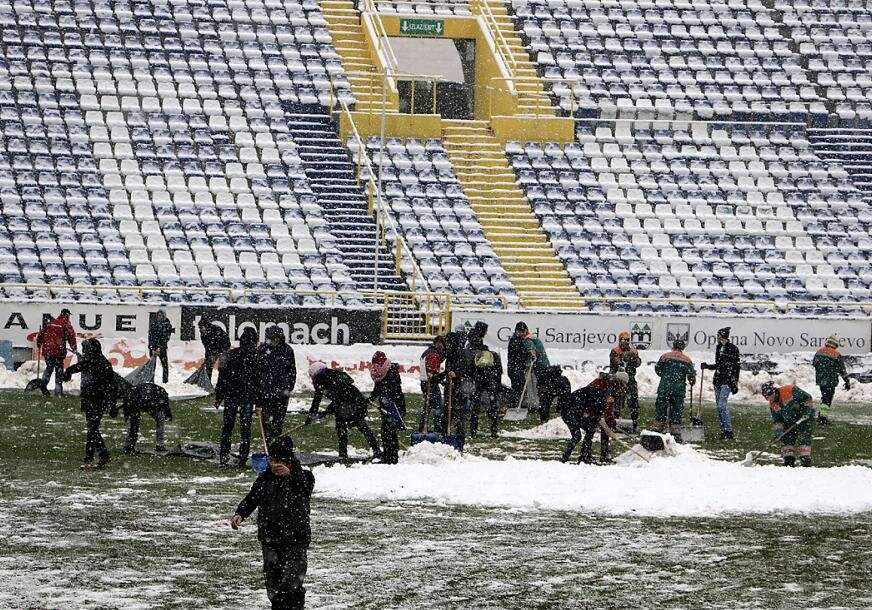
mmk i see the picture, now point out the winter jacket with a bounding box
[419,345,444,383]
[507,335,531,376]
[472,349,503,393]
[654,350,696,396]
[812,347,848,388]
[702,341,741,389]
[147,318,174,351]
[609,345,641,379]
[257,341,297,401]
[36,314,77,358]
[64,340,115,403]
[768,384,814,425]
[525,336,550,369]
[309,368,367,422]
[442,332,470,381]
[215,344,260,404]
[559,376,619,429]
[371,364,406,418]
[235,466,315,546]
[466,322,488,352]
[200,323,231,359]
[119,380,172,421]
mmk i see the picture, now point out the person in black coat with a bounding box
[231,436,314,610]
[701,327,741,440]
[306,363,381,460]
[116,377,172,453]
[536,365,566,424]
[215,327,260,466]
[198,319,231,373]
[507,321,532,406]
[441,331,470,436]
[63,338,117,470]
[147,309,174,383]
[470,347,504,438]
[257,326,297,444]
[370,351,405,465]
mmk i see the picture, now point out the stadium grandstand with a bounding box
[2,0,872,340]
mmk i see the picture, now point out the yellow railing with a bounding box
[361,0,399,83]
[470,0,517,78]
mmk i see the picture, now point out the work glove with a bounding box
[730,383,738,395]
[844,378,851,391]
[701,362,709,370]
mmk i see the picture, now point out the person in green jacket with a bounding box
[761,381,816,467]
[811,335,850,425]
[652,340,696,441]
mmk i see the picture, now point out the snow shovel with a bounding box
[640,394,675,452]
[441,377,465,452]
[742,416,810,467]
[250,409,270,474]
[376,396,406,430]
[411,381,441,445]
[683,372,705,444]
[504,362,533,421]
[184,362,214,392]
[599,418,650,463]
[25,345,47,394]
[125,356,156,385]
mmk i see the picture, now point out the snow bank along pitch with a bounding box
[313,442,872,517]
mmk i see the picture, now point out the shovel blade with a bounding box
[502,408,528,421]
[410,432,442,446]
[683,426,705,444]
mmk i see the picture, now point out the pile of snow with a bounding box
[504,417,571,440]
[314,450,872,516]
[400,441,465,464]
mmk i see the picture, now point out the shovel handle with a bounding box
[750,415,810,464]
[599,418,650,463]
[516,362,534,410]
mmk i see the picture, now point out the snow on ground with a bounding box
[313,441,872,517]
[4,340,872,405]
[504,417,572,439]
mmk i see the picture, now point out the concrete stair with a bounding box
[477,0,554,116]
[441,119,581,307]
[320,0,399,113]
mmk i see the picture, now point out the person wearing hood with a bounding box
[441,330,472,435]
[369,351,405,465]
[231,435,314,610]
[701,327,741,439]
[116,376,172,454]
[811,335,850,425]
[257,326,297,443]
[306,362,381,460]
[652,340,696,441]
[609,331,642,431]
[418,335,446,433]
[470,344,504,438]
[466,321,488,352]
[558,372,626,464]
[148,309,174,384]
[36,307,77,396]
[198,318,231,373]
[215,327,260,467]
[63,338,116,469]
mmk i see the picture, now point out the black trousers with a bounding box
[562,417,610,463]
[336,417,381,459]
[154,347,169,383]
[262,543,307,610]
[380,416,399,464]
[82,399,109,461]
[261,396,289,444]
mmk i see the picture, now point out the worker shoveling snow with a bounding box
[313,443,872,516]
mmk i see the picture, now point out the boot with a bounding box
[79,460,94,471]
[817,414,830,425]
[95,453,111,469]
[720,430,735,441]
[800,456,812,467]
[219,454,230,467]
[783,455,796,467]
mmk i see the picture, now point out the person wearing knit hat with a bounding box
[215,327,260,467]
[652,340,696,440]
[231,432,315,610]
[812,335,850,425]
[609,331,642,431]
[370,351,406,465]
[701,326,741,440]
[305,364,382,460]
[257,326,297,444]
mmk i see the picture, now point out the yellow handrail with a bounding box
[472,0,517,78]
[361,0,399,77]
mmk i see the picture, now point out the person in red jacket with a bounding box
[35,308,77,396]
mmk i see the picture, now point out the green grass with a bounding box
[1,390,871,609]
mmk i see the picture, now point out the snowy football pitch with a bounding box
[2,391,872,609]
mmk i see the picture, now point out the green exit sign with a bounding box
[399,18,445,36]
